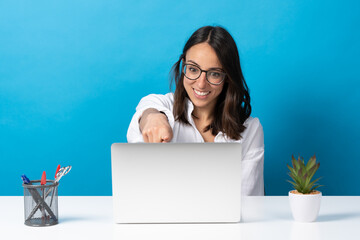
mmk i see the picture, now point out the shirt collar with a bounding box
[184,97,239,142]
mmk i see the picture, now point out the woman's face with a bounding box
[183,42,224,113]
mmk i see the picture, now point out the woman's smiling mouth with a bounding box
[193,88,210,98]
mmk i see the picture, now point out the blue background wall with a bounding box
[1,0,359,196]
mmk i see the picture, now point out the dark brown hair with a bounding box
[170,26,251,140]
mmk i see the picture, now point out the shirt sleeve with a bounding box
[127,93,175,143]
[241,117,265,196]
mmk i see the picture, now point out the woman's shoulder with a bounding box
[140,92,174,103]
[138,92,175,109]
[241,116,264,149]
[243,116,263,139]
[244,116,262,130]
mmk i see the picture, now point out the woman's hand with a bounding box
[139,108,173,143]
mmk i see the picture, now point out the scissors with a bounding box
[55,166,72,183]
[48,165,72,207]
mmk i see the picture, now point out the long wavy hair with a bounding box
[170,26,251,140]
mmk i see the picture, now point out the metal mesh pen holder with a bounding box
[23,180,59,227]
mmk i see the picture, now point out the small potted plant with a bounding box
[287,155,322,222]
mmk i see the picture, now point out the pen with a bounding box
[41,171,46,185]
[21,175,39,203]
[41,171,46,220]
[21,175,30,184]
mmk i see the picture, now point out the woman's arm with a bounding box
[241,117,265,196]
[139,108,173,143]
[127,93,175,143]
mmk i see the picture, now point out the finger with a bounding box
[161,136,168,143]
[143,132,149,143]
[153,134,163,143]
[150,128,163,143]
[161,129,173,143]
[161,133,171,142]
[148,132,154,143]
[149,132,163,143]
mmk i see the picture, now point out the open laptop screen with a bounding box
[111,143,242,223]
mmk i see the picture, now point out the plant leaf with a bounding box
[287,164,296,175]
[306,155,316,171]
[298,157,306,174]
[309,177,322,186]
[292,155,299,171]
[310,185,323,192]
[307,163,319,180]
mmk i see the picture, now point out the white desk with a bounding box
[1,196,359,240]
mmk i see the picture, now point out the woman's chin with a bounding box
[189,97,214,110]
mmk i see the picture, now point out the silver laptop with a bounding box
[111,143,242,223]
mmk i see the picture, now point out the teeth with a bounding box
[194,89,210,96]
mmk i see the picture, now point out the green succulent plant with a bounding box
[287,155,322,194]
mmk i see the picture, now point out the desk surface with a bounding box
[1,196,359,240]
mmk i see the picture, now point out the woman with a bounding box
[127,26,264,196]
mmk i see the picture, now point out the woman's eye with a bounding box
[210,72,221,78]
[189,67,198,73]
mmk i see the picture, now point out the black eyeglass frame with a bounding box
[182,63,226,86]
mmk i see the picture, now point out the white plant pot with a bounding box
[289,190,322,222]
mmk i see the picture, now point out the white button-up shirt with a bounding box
[127,93,264,196]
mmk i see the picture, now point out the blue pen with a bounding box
[21,174,42,215]
[21,175,31,184]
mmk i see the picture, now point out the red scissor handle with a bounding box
[55,165,61,179]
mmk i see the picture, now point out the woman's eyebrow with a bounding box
[186,60,200,67]
[186,60,224,71]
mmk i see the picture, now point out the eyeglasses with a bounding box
[183,64,226,85]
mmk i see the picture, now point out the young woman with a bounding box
[127,26,264,196]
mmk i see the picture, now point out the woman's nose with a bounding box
[196,72,207,89]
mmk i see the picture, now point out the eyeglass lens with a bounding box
[183,64,225,85]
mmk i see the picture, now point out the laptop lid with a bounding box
[111,143,242,223]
